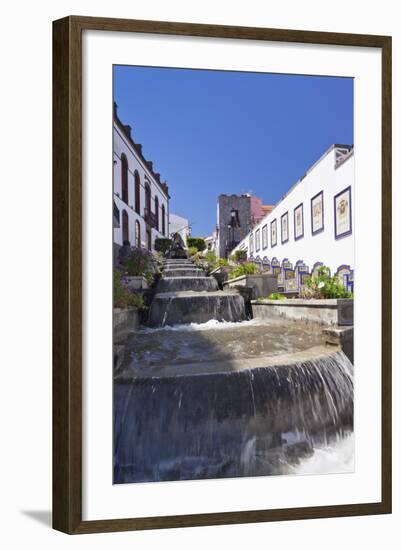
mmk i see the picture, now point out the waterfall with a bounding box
[113,349,353,483]
[147,258,248,327]
[148,291,247,327]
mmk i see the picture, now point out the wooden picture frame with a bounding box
[53,15,392,534]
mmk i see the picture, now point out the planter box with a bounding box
[223,273,278,299]
[122,275,148,291]
[210,265,233,288]
[252,298,353,326]
[113,307,139,343]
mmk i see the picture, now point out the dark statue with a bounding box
[166,232,188,259]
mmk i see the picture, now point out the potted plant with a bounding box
[113,269,144,342]
[122,246,156,290]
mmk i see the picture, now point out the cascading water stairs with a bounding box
[114,346,354,483]
[113,257,354,484]
[147,258,246,327]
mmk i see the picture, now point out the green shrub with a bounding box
[187,246,198,257]
[154,251,166,264]
[204,251,217,265]
[187,237,206,252]
[123,246,156,285]
[267,293,286,300]
[232,250,247,263]
[192,254,202,266]
[113,269,144,309]
[228,262,259,280]
[300,266,353,299]
[154,238,172,255]
[203,252,229,271]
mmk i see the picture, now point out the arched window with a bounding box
[121,154,128,204]
[161,204,166,236]
[122,209,129,244]
[134,171,140,214]
[146,229,152,251]
[154,196,159,231]
[145,182,151,214]
[135,220,141,248]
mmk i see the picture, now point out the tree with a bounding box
[154,238,172,254]
[187,237,206,252]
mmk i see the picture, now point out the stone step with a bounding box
[157,276,219,293]
[163,264,197,269]
[163,263,195,269]
[148,290,246,327]
[163,268,206,278]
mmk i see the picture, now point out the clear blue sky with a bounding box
[114,66,353,237]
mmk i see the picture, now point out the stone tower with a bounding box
[216,194,253,258]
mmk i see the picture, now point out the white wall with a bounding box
[233,146,354,275]
[169,213,191,244]
[2,1,400,549]
[113,122,169,248]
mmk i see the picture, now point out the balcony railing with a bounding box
[144,208,158,229]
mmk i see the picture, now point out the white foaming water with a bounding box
[139,318,265,334]
[292,433,355,475]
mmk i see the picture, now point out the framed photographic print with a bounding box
[334,186,352,239]
[281,211,289,244]
[294,203,304,240]
[270,219,277,247]
[53,16,391,534]
[262,224,268,249]
[311,190,324,235]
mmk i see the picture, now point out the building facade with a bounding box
[205,231,218,253]
[113,107,170,252]
[169,213,191,244]
[232,145,354,289]
[216,194,273,259]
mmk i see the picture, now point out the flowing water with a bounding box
[117,318,327,373]
[114,319,354,484]
[148,258,247,327]
[291,433,354,475]
[148,290,246,327]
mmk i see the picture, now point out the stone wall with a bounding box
[252,298,353,326]
[113,307,139,343]
[224,273,278,299]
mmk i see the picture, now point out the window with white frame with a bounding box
[255,229,261,252]
[262,224,268,249]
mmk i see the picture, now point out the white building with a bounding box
[169,213,191,244]
[232,144,354,284]
[205,232,218,253]
[113,106,169,251]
